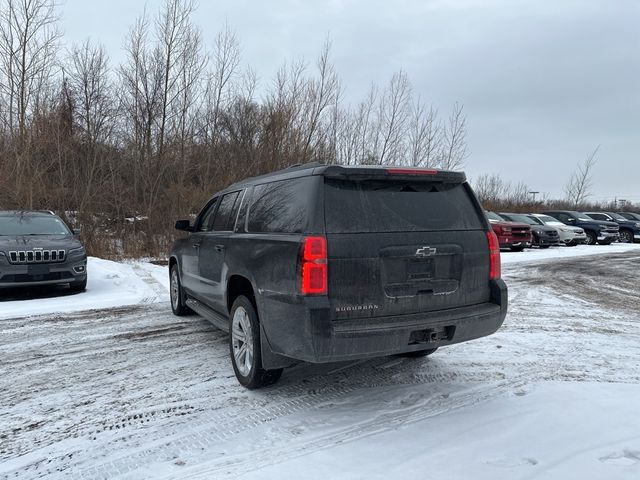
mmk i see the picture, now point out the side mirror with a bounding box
[73,228,81,236]
[175,219,193,232]
[566,218,576,223]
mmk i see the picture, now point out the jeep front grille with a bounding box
[8,250,66,264]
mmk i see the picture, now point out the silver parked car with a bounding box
[530,214,588,246]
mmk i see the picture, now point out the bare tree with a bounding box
[201,23,240,180]
[66,39,115,213]
[376,70,411,165]
[0,0,60,207]
[474,173,508,205]
[299,38,339,162]
[565,146,599,208]
[408,98,440,167]
[0,0,60,136]
[439,102,468,170]
[155,0,197,158]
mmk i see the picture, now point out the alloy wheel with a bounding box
[232,306,254,377]
[619,230,632,244]
[170,269,179,309]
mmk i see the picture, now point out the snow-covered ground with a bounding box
[1,245,640,479]
[0,257,169,320]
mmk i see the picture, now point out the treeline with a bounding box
[473,172,639,214]
[0,0,469,257]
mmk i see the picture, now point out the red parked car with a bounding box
[485,211,532,252]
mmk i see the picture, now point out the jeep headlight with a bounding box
[68,246,86,257]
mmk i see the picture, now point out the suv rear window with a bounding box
[247,177,316,233]
[324,179,483,233]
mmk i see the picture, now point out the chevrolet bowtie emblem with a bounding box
[415,246,437,257]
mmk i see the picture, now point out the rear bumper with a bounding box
[259,279,508,365]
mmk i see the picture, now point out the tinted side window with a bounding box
[212,191,240,231]
[247,177,315,233]
[197,198,218,232]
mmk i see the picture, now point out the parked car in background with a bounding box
[498,213,560,248]
[542,210,619,245]
[0,211,87,291]
[530,214,587,246]
[584,212,640,244]
[485,211,532,251]
[170,164,508,388]
[617,212,640,222]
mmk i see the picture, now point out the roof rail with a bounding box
[286,161,323,169]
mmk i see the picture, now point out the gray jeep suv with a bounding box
[0,211,87,291]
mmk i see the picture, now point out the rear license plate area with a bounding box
[409,326,455,344]
[406,258,433,280]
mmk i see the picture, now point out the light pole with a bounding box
[529,191,540,202]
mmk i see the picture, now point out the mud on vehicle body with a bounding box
[170,164,508,388]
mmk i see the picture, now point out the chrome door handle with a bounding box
[192,243,201,249]
[215,244,225,252]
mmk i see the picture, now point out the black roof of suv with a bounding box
[169,164,507,388]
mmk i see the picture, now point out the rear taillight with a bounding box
[487,231,501,280]
[301,236,327,295]
[386,168,438,175]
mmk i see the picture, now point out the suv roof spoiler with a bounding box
[317,165,467,183]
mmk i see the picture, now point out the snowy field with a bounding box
[1,244,640,479]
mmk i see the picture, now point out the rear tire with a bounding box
[399,347,438,358]
[170,264,191,316]
[597,240,612,246]
[229,296,283,389]
[539,245,550,249]
[510,246,525,252]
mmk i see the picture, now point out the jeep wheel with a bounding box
[399,347,438,358]
[170,265,191,316]
[585,231,597,245]
[230,296,283,389]
[69,278,87,293]
[619,230,633,244]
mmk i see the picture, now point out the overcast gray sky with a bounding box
[60,0,640,202]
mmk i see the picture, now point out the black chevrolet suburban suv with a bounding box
[170,164,508,388]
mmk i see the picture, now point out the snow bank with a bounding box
[0,257,169,320]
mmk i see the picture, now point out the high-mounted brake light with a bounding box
[301,236,327,295]
[386,168,438,175]
[487,231,501,280]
